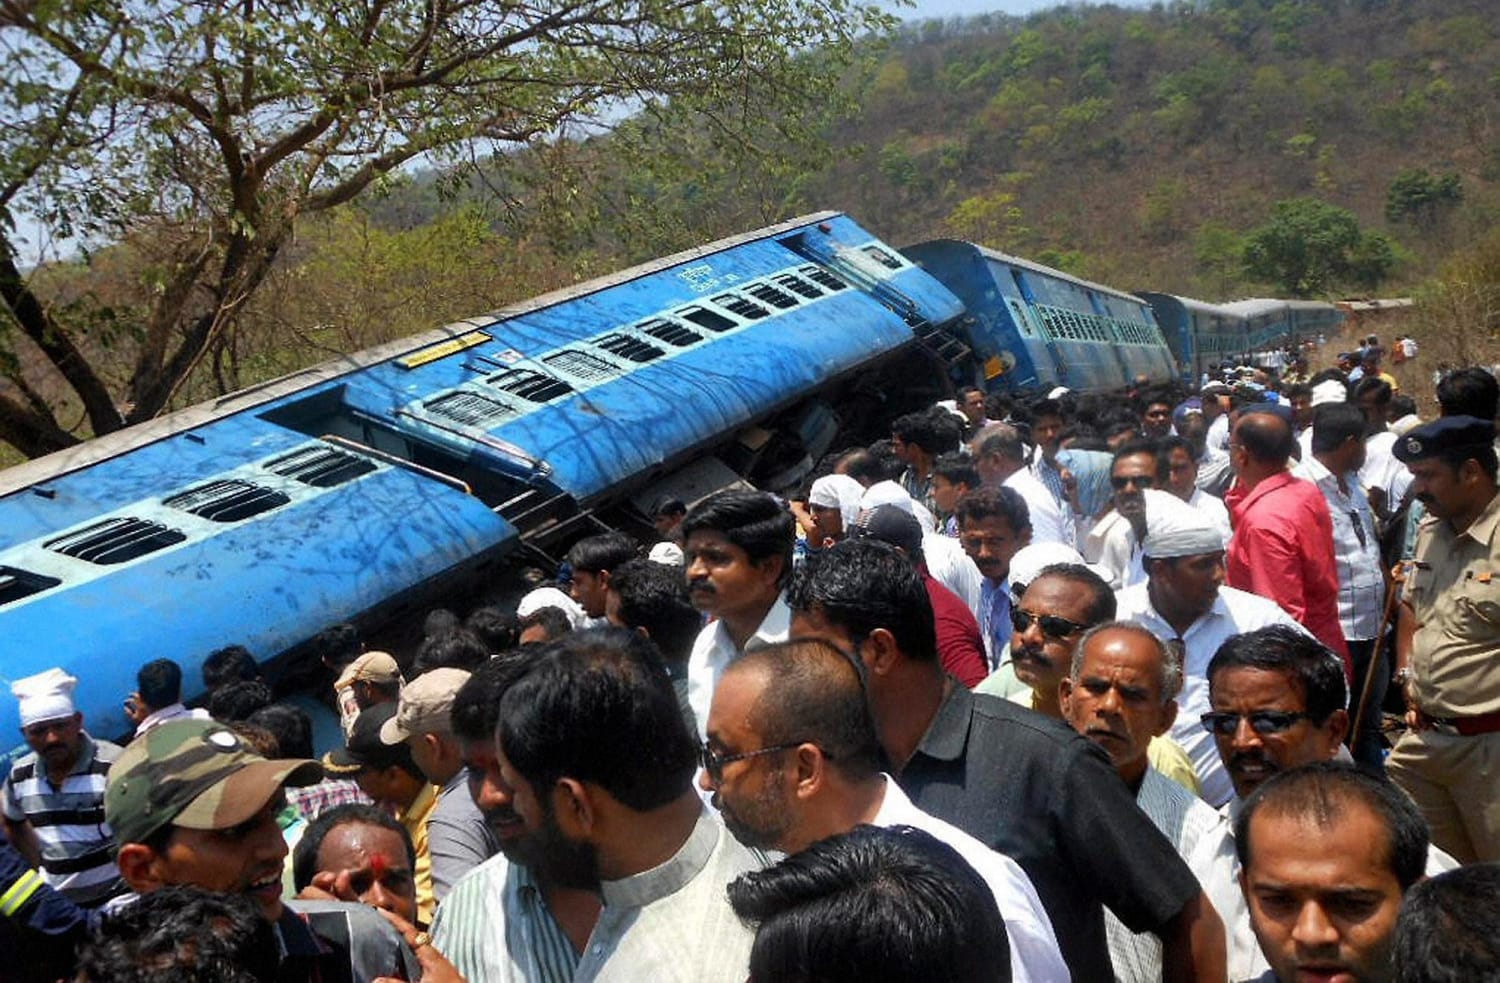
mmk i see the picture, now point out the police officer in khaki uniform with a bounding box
[1390,415,1500,863]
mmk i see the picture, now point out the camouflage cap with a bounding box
[105,718,322,850]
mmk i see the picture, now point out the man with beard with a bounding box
[4,668,125,908]
[496,629,759,982]
[430,653,600,981]
[681,490,795,739]
[1389,415,1500,863]
[698,637,1066,982]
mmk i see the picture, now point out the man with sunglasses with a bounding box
[1291,402,1387,770]
[699,637,1067,982]
[1199,626,1455,981]
[1084,438,1163,589]
[786,538,1227,983]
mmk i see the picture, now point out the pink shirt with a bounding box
[1226,472,1350,673]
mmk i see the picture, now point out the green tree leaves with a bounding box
[1242,197,1396,297]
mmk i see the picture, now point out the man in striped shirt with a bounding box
[3,668,125,908]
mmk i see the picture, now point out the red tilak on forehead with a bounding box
[370,853,388,879]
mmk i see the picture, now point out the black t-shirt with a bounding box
[899,687,1200,982]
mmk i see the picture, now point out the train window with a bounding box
[486,368,574,402]
[860,245,903,270]
[267,445,379,487]
[746,282,799,310]
[636,318,702,347]
[424,391,517,429]
[711,293,770,321]
[774,273,823,299]
[46,517,187,565]
[676,305,737,333]
[0,566,60,607]
[798,265,847,291]
[164,479,291,523]
[544,349,620,381]
[595,333,665,363]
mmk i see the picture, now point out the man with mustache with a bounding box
[681,490,794,739]
[430,652,601,981]
[1389,414,1500,863]
[495,629,760,982]
[956,486,1033,670]
[1060,622,1239,983]
[1084,439,1164,589]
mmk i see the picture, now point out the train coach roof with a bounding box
[1134,292,1238,318]
[917,239,1151,307]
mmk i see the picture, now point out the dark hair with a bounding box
[837,449,888,485]
[1393,864,1500,982]
[518,607,574,643]
[1207,625,1348,722]
[727,824,1011,983]
[1112,436,1163,474]
[931,452,980,490]
[891,409,962,457]
[1028,563,1116,627]
[1234,412,1295,465]
[465,606,518,653]
[310,624,362,670]
[786,539,937,665]
[497,629,697,812]
[954,485,1030,534]
[565,531,639,574]
[973,426,1026,463]
[1158,434,1198,466]
[245,703,314,760]
[207,679,275,723]
[1310,402,1367,455]
[1308,368,1348,391]
[292,803,416,893]
[75,886,278,982]
[734,639,883,783]
[1389,394,1418,419]
[1104,418,1142,442]
[1436,367,1499,420]
[136,659,183,710]
[607,558,702,666]
[227,722,280,759]
[423,608,462,639]
[680,490,795,586]
[1437,443,1500,483]
[412,629,490,676]
[1284,383,1312,403]
[201,645,258,691]
[1027,397,1064,421]
[1233,762,1428,891]
[450,650,537,744]
[1354,376,1393,407]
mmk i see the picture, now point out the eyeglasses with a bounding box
[1110,474,1155,490]
[1199,710,1315,736]
[1010,608,1091,640]
[960,534,1013,552]
[699,741,803,783]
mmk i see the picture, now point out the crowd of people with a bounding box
[2,336,1499,982]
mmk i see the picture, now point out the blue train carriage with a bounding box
[0,211,967,747]
[903,239,1174,393]
[1136,292,1252,385]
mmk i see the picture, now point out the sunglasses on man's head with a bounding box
[1199,710,1313,736]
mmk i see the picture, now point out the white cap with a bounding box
[516,586,585,628]
[1008,542,1086,590]
[1142,491,1226,559]
[1311,379,1348,407]
[809,475,865,531]
[1047,387,1071,400]
[858,480,937,532]
[11,668,78,728]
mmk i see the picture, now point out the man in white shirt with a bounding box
[1084,440,1163,589]
[972,424,1073,548]
[700,637,1067,983]
[124,659,211,738]
[1291,402,1388,769]
[1113,507,1303,807]
[682,490,794,738]
[1161,436,1232,546]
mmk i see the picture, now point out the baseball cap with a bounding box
[105,718,322,849]
[849,504,924,555]
[333,651,401,692]
[378,668,470,744]
[323,703,411,774]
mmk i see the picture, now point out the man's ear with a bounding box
[1156,699,1179,737]
[755,553,787,590]
[1058,677,1074,717]
[117,842,168,895]
[1323,708,1350,753]
[552,778,597,838]
[864,628,901,677]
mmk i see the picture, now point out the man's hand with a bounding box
[373,908,467,983]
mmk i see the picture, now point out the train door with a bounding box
[1000,265,1064,388]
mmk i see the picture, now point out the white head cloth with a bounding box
[1008,542,1086,589]
[1311,379,1348,407]
[858,480,937,532]
[808,474,867,531]
[515,586,586,628]
[11,668,78,727]
[1142,491,1226,559]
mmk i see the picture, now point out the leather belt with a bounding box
[1428,710,1500,736]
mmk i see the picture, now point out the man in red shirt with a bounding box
[1225,409,1350,673]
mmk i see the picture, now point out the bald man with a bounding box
[1224,410,1348,670]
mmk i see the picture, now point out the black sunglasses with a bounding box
[1199,710,1314,736]
[1110,474,1155,490]
[1010,607,1090,640]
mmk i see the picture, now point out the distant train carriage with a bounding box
[1136,292,1248,384]
[904,240,1175,393]
[0,211,967,748]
